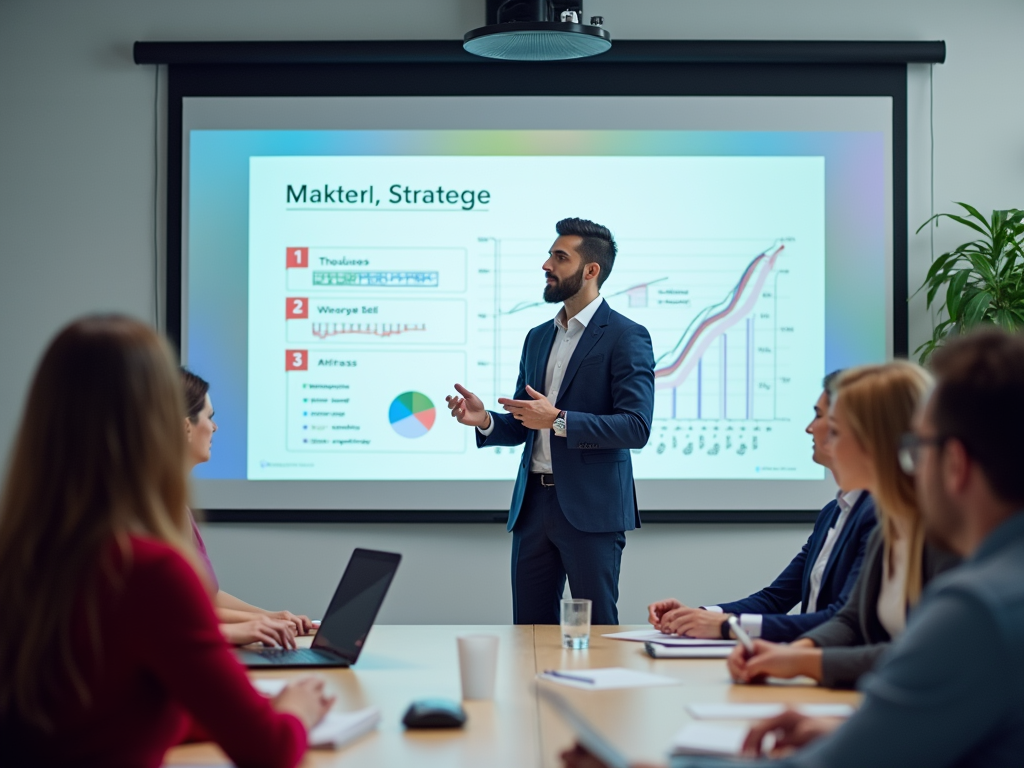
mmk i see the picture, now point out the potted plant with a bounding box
[914,204,1024,361]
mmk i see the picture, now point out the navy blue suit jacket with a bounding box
[715,493,877,642]
[477,300,655,533]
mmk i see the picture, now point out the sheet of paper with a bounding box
[671,722,748,756]
[308,708,381,749]
[538,667,681,690]
[646,645,733,659]
[253,678,288,696]
[252,679,380,748]
[687,703,855,720]
[602,630,734,647]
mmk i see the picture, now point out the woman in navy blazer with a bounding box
[648,374,877,642]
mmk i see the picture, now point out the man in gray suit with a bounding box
[563,328,1024,768]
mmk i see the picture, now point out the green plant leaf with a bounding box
[957,202,994,234]
[962,291,992,327]
[945,270,971,319]
[943,214,991,238]
[995,308,1018,331]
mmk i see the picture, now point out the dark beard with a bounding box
[543,264,586,303]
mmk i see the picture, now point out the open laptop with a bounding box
[236,548,401,668]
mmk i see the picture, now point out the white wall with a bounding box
[2,0,1022,624]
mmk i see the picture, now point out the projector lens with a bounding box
[464,29,612,61]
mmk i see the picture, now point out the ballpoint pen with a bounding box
[543,670,596,684]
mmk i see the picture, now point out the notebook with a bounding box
[671,722,749,756]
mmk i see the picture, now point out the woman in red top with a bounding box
[181,367,314,649]
[0,315,332,767]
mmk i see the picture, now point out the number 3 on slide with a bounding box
[285,350,308,371]
[286,247,308,268]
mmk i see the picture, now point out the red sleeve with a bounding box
[127,538,307,768]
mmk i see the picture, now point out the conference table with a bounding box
[164,625,860,767]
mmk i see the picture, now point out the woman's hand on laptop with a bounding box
[265,610,315,635]
[273,677,335,731]
[221,615,298,648]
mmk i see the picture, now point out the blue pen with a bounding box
[544,670,596,684]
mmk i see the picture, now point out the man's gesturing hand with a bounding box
[497,385,560,431]
[446,383,490,429]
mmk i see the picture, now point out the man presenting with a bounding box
[447,218,655,625]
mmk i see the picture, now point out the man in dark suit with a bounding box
[647,371,877,642]
[446,218,655,625]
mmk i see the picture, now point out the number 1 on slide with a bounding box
[286,247,308,268]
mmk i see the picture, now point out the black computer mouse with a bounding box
[402,698,468,729]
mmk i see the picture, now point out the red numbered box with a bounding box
[286,247,308,268]
[286,297,308,319]
[285,350,308,371]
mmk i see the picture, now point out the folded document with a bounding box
[687,703,855,720]
[603,630,734,647]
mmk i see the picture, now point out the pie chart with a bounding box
[389,391,436,438]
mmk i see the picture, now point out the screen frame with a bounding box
[151,40,942,523]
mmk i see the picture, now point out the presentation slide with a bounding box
[181,96,892,512]
[247,154,824,481]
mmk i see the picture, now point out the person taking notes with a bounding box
[727,362,959,689]
[562,329,1024,768]
[447,218,655,624]
[647,373,877,642]
[180,369,314,648]
[0,316,330,767]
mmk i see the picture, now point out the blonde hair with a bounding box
[0,315,198,730]
[832,361,933,607]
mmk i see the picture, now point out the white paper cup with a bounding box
[457,634,499,700]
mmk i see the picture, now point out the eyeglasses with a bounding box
[898,432,947,475]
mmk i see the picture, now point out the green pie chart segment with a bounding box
[389,391,436,438]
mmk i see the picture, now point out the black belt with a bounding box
[531,473,555,487]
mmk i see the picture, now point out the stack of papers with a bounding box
[252,679,380,748]
[687,703,855,720]
[671,723,749,757]
[602,630,734,647]
[537,667,681,690]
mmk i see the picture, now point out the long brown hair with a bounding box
[0,316,196,730]
[833,361,933,606]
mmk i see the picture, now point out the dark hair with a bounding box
[822,369,845,403]
[180,368,210,423]
[555,217,617,288]
[930,329,1024,506]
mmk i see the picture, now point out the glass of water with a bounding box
[560,598,592,649]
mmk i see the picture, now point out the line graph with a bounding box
[311,322,427,339]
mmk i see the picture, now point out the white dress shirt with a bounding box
[806,489,864,612]
[478,295,604,474]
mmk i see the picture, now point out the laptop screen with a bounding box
[312,548,401,663]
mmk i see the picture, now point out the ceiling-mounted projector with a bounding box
[464,0,611,61]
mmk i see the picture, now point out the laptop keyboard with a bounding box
[256,648,338,664]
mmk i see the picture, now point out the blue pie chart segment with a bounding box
[389,391,436,438]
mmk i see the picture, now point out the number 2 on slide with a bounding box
[285,350,308,371]
[286,247,308,268]
[286,297,308,318]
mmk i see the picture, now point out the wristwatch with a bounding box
[552,410,567,437]
[721,615,736,639]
